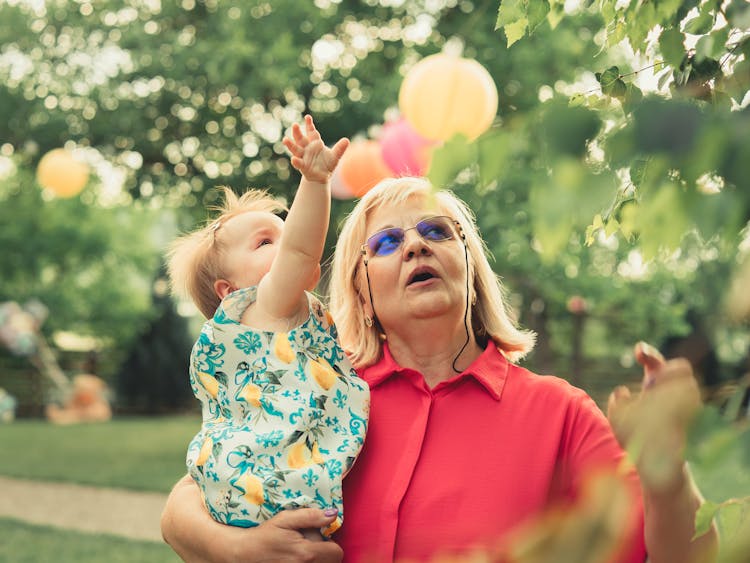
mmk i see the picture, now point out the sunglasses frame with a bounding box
[360,215,463,263]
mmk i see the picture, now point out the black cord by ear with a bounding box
[364,258,377,331]
[452,238,471,373]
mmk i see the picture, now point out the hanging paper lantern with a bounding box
[36,149,89,198]
[339,140,392,198]
[380,118,435,176]
[399,54,498,141]
[330,166,355,200]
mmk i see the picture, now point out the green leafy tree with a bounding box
[0,159,160,375]
[1,0,747,393]
[115,268,194,414]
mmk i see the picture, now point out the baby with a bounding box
[167,115,369,538]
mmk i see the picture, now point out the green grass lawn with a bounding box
[0,517,181,562]
[0,416,200,492]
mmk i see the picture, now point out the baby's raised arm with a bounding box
[256,115,348,322]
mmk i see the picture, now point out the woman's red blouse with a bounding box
[335,342,646,562]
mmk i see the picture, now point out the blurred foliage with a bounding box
[0,0,747,400]
[115,268,194,414]
[492,0,750,554]
[0,159,160,372]
[0,1,745,378]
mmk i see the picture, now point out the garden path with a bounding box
[0,475,167,542]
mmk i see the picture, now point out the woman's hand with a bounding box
[161,474,343,562]
[607,342,701,493]
[283,114,349,184]
[239,509,344,562]
[607,343,716,563]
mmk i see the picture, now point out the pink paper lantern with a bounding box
[380,119,435,176]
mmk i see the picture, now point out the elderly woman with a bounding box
[161,177,717,562]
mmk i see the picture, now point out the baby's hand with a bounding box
[283,115,349,184]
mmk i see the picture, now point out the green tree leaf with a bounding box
[626,1,657,48]
[527,0,550,33]
[547,0,565,29]
[726,0,750,29]
[427,135,476,189]
[539,101,601,157]
[695,28,729,62]
[496,0,529,47]
[658,27,686,68]
[635,181,690,259]
[632,98,704,157]
[694,500,720,538]
[477,130,516,188]
[504,18,529,47]
[596,66,627,98]
[684,12,714,35]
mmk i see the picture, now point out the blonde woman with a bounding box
[162,177,716,562]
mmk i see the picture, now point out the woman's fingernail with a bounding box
[324,507,339,517]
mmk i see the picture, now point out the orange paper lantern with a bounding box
[330,167,355,200]
[339,140,392,198]
[36,149,89,198]
[399,54,498,141]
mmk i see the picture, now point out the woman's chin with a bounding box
[403,295,463,322]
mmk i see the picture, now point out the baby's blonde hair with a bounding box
[166,186,286,318]
[329,176,535,368]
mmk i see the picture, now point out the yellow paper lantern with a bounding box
[399,54,498,141]
[36,149,89,198]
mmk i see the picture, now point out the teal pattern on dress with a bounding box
[186,286,370,534]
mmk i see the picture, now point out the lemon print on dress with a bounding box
[195,436,213,466]
[273,333,295,363]
[322,517,342,538]
[239,383,262,407]
[197,372,219,398]
[234,472,264,506]
[287,441,325,468]
[309,358,338,390]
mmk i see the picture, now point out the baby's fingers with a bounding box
[329,138,350,166]
[304,114,322,141]
[289,121,307,146]
[283,136,304,158]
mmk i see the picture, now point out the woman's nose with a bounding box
[402,230,431,259]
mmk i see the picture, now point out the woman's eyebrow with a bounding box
[370,215,438,232]
[370,223,397,232]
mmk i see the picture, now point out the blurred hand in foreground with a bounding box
[607,342,702,494]
[506,472,634,563]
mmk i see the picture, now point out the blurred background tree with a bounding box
[0,0,748,408]
[114,265,194,414]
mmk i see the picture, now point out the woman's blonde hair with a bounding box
[329,176,535,369]
[166,186,286,319]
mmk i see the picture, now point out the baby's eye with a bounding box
[257,238,273,248]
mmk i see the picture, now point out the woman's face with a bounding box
[361,197,468,332]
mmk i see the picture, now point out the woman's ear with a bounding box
[213,279,235,300]
[358,290,374,321]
